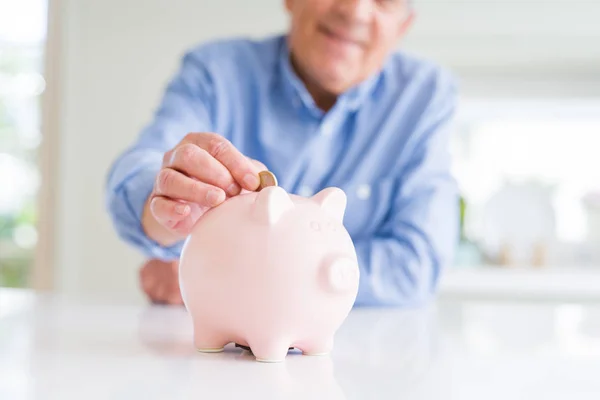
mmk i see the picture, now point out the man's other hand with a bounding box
[139,259,183,305]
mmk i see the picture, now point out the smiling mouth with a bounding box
[318,25,362,47]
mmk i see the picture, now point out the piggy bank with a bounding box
[178,185,360,362]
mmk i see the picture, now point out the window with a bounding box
[0,0,48,287]
[452,99,600,269]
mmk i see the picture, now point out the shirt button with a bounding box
[321,121,334,137]
[356,184,371,200]
[298,185,313,197]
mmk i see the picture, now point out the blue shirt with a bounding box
[105,34,459,307]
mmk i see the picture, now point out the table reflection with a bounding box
[136,305,347,399]
[4,290,600,399]
[135,302,443,399]
[332,305,445,399]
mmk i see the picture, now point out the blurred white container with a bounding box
[480,180,557,267]
[582,192,600,261]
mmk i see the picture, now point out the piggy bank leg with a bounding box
[299,336,334,356]
[248,339,292,363]
[193,322,230,353]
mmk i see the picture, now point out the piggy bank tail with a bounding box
[325,257,360,293]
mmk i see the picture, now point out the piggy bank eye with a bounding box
[310,221,321,231]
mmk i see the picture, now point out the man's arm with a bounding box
[353,74,460,307]
[105,50,216,260]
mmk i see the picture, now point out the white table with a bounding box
[2,288,600,399]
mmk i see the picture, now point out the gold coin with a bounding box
[258,170,278,191]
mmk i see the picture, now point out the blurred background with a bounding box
[1,0,600,302]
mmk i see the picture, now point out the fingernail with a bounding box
[174,203,190,215]
[243,173,259,190]
[227,182,241,196]
[206,189,225,206]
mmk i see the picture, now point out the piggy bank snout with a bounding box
[326,257,359,293]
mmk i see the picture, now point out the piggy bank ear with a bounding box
[253,186,294,225]
[311,187,346,222]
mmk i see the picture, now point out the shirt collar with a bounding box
[276,35,383,115]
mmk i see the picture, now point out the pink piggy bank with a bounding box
[178,185,360,362]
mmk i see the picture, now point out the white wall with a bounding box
[51,0,600,300]
[54,0,288,300]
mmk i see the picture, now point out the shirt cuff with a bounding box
[106,159,184,261]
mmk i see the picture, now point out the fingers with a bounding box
[139,265,156,295]
[167,285,184,305]
[140,261,165,303]
[185,133,260,191]
[139,259,183,306]
[166,143,242,197]
[150,197,206,236]
[155,168,226,207]
[149,196,190,230]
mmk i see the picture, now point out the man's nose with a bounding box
[335,0,373,23]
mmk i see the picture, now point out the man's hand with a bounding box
[141,133,266,246]
[139,259,183,305]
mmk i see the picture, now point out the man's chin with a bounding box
[312,65,356,94]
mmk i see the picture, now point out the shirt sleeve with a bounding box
[352,72,460,307]
[104,50,216,260]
